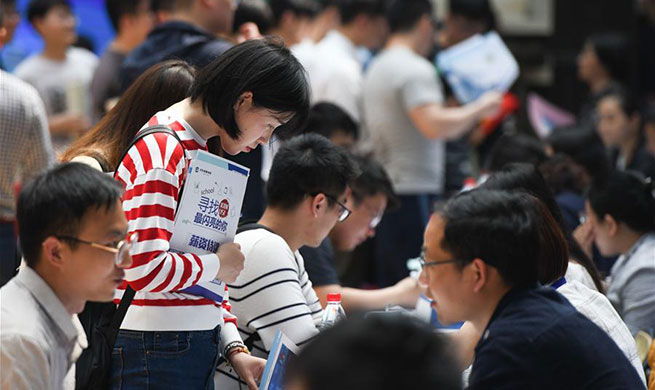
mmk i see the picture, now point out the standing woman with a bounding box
[111,37,310,390]
[596,88,655,179]
[586,170,655,336]
[62,60,196,171]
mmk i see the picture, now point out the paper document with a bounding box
[170,150,250,301]
[259,331,299,390]
[436,31,519,103]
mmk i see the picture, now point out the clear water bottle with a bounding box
[320,293,346,330]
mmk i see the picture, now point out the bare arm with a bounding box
[313,277,423,312]
[408,91,502,140]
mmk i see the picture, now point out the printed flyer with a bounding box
[169,150,250,302]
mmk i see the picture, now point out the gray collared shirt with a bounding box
[1,266,87,389]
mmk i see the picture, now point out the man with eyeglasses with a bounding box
[0,163,132,389]
[300,154,423,312]
[215,134,359,389]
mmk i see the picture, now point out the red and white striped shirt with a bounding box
[113,111,241,344]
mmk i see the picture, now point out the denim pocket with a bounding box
[148,332,192,356]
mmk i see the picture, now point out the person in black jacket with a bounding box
[119,0,234,92]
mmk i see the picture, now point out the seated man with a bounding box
[0,163,132,389]
[300,154,423,311]
[215,134,359,389]
[420,189,645,389]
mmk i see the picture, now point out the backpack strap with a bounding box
[106,124,189,348]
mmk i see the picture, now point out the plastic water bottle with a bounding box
[320,293,346,330]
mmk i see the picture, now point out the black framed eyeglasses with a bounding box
[418,249,460,268]
[55,233,138,267]
[320,194,352,222]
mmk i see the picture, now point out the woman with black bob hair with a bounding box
[586,170,655,336]
[109,38,310,390]
[189,36,310,153]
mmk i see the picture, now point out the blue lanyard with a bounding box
[550,277,567,290]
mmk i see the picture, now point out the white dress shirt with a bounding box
[1,266,87,389]
[310,30,363,123]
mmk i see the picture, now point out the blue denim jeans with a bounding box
[0,222,18,287]
[110,326,221,390]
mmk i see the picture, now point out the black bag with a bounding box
[75,125,186,390]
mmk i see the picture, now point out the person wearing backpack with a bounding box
[111,38,310,390]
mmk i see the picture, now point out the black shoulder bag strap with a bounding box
[106,124,188,348]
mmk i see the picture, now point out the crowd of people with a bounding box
[1,0,654,389]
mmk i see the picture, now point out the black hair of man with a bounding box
[304,102,358,141]
[339,0,386,25]
[270,0,319,27]
[189,37,310,141]
[386,0,432,34]
[438,189,568,289]
[588,170,655,234]
[266,133,359,210]
[27,0,71,24]
[150,0,174,13]
[0,3,4,25]
[547,124,611,183]
[285,315,462,390]
[449,0,495,31]
[484,133,547,173]
[105,0,146,32]
[16,163,124,268]
[349,154,399,209]
[233,0,274,34]
[482,163,605,292]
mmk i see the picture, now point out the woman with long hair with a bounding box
[62,60,196,171]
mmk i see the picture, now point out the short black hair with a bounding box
[588,170,655,234]
[349,154,399,209]
[587,33,630,83]
[17,163,124,268]
[150,0,174,13]
[190,37,310,141]
[285,316,462,390]
[449,0,495,31]
[386,0,432,34]
[304,102,358,141]
[484,133,547,172]
[482,163,604,292]
[270,0,319,27]
[339,0,386,25]
[438,189,567,289]
[597,84,640,117]
[27,0,71,24]
[547,124,611,183]
[105,0,146,32]
[233,0,274,34]
[266,134,359,210]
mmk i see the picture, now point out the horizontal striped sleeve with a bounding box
[121,162,219,293]
[228,232,321,351]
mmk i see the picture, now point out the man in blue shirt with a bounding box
[419,189,645,389]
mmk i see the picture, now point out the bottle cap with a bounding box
[326,293,341,302]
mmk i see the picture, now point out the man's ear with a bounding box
[469,258,488,293]
[41,236,66,269]
[310,193,327,218]
[604,213,619,237]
